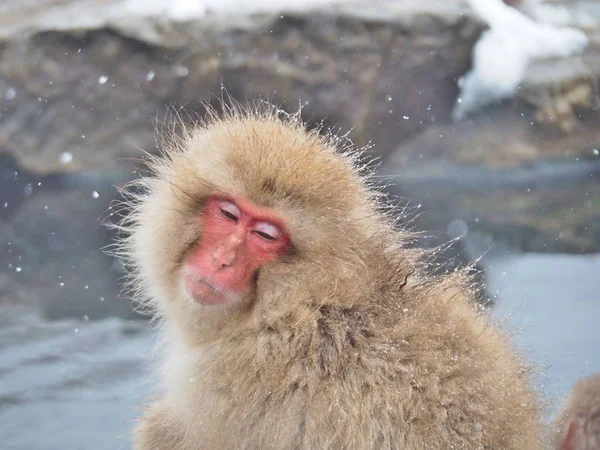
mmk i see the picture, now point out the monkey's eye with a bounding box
[254,222,280,241]
[218,201,241,222]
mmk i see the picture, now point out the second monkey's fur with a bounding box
[118,103,543,449]
[551,374,600,449]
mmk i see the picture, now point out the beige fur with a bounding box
[116,102,543,449]
[552,374,600,450]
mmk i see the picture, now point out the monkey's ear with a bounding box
[561,419,579,450]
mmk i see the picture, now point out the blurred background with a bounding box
[0,0,599,448]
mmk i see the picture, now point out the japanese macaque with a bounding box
[552,374,600,450]
[117,103,542,449]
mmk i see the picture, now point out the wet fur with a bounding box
[115,102,543,449]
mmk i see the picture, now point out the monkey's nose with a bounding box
[212,244,237,269]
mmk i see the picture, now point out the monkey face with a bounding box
[181,195,290,307]
[124,107,378,326]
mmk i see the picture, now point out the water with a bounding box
[0,253,598,449]
[486,253,600,413]
[0,316,153,450]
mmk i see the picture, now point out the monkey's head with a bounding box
[121,104,390,335]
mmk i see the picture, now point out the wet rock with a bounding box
[0,187,129,319]
[384,105,600,254]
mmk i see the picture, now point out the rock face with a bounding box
[0,1,481,173]
[384,104,600,254]
[0,0,598,317]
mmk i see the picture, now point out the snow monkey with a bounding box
[552,374,600,450]
[117,103,542,449]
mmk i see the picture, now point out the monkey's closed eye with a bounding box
[255,230,276,241]
[254,222,280,241]
[220,209,239,222]
[218,200,241,222]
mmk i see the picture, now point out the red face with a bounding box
[183,195,290,305]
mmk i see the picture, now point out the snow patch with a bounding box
[525,0,597,28]
[124,0,206,21]
[453,0,589,121]
[123,0,360,21]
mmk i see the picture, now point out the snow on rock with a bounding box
[124,0,207,20]
[452,0,589,121]
[524,0,598,28]
[123,0,362,20]
[0,0,365,38]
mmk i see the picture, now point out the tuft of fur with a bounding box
[116,101,543,449]
[551,374,600,450]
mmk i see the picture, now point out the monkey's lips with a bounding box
[184,274,229,305]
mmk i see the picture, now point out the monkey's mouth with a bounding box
[183,273,232,305]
